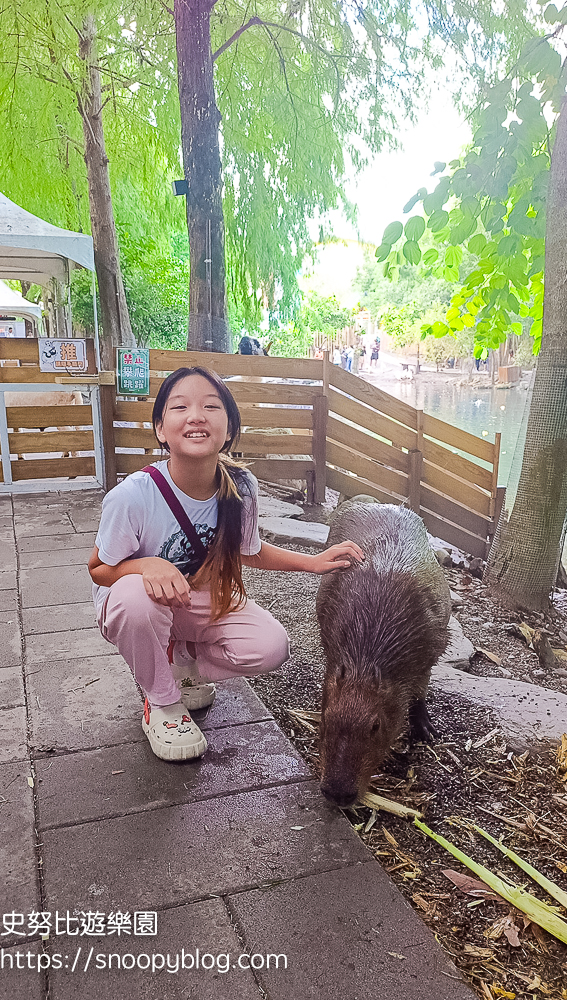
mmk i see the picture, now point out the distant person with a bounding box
[340,347,348,370]
[332,346,341,365]
[370,337,380,367]
[357,343,366,370]
[346,346,354,371]
[314,347,324,360]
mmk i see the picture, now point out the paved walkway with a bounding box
[0,489,475,1000]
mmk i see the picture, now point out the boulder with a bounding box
[436,616,475,670]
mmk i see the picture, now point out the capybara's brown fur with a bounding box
[317,503,451,806]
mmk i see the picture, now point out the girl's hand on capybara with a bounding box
[310,541,364,575]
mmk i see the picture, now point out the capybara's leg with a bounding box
[409,698,439,743]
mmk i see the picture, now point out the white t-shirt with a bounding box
[92,461,261,617]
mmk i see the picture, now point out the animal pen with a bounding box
[0,343,502,559]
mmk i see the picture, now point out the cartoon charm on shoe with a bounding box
[142,699,207,761]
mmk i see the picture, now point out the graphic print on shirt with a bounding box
[158,524,217,576]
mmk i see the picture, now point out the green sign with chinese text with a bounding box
[116,348,150,395]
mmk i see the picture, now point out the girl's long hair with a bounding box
[152,367,250,620]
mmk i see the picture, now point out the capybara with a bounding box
[317,502,451,806]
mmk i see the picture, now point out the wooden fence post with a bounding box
[311,352,329,504]
[407,408,423,513]
[408,450,422,513]
[99,381,117,492]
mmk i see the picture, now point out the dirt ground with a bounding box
[244,530,567,1000]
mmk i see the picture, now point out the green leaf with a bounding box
[461,313,475,327]
[422,248,439,265]
[403,193,421,213]
[431,321,448,337]
[375,243,391,261]
[544,3,559,22]
[511,322,523,335]
[402,240,421,264]
[430,161,446,175]
[428,210,449,232]
[404,216,426,241]
[468,234,487,255]
[445,246,463,267]
[382,221,403,244]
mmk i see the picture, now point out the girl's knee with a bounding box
[260,621,290,672]
[106,575,171,627]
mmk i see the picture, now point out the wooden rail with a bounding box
[0,343,501,554]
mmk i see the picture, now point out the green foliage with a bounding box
[377,7,567,357]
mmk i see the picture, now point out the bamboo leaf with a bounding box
[414,819,567,945]
[473,824,567,911]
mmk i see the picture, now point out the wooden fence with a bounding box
[0,343,501,557]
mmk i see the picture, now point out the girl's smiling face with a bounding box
[155,374,231,459]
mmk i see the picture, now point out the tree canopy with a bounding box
[0,0,545,347]
[374,8,567,358]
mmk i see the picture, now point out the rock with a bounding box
[350,494,380,505]
[436,616,475,670]
[434,548,453,567]
[431,665,567,743]
[554,668,567,678]
[258,496,304,519]
[449,590,463,607]
[468,557,484,579]
[258,517,329,549]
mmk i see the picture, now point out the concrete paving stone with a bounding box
[47,899,262,1000]
[0,668,24,710]
[0,707,29,764]
[432,663,567,744]
[197,678,272,732]
[0,761,41,948]
[26,628,114,665]
[20,564,93,608]
[13,513,74,537]
[0,591,17,613]
[67,517,101,534]
[257,496,303,519]
[435,615,475,671]
[0,570,17,591]
[41,782,369,913]
[17,532,96,554]
[36,720,310,829]
[259,516,329,548]
[0,538,16,571]
[0,942,45,999]
[19,546,93,570]
[229,862,475,1000]
[22,603,97,636]
[0,615,21,668]
[26,654,142,754]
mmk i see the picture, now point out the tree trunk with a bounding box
[79,15,135,370]
[174,0,231,353]
[485,98,567,610]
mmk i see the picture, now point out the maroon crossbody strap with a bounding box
[142,466,209,564]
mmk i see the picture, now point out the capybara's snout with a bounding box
[320,779,358,808]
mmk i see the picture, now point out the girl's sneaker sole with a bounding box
[142,716,207,761]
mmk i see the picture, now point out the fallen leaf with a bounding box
[462,944,494,959]
[515,621,535,647]
[485,914,521,945]
[557,734,567,780]
[490,986,515,999]
[443,868,505,902]
[387,952,406,960]
[27,776,34,788]
[530,921,550,952]
[290,826,304,831]
[383,827,400,849]
[479,649,502,666]
[111,770,125,775]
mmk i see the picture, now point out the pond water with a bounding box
[368,371,532,486]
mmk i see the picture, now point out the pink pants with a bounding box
[98,575,290,708]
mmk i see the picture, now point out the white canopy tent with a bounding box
[0,279,43,335]
[0,192,99,363]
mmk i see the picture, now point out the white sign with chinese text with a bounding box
[39,338,88,373]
